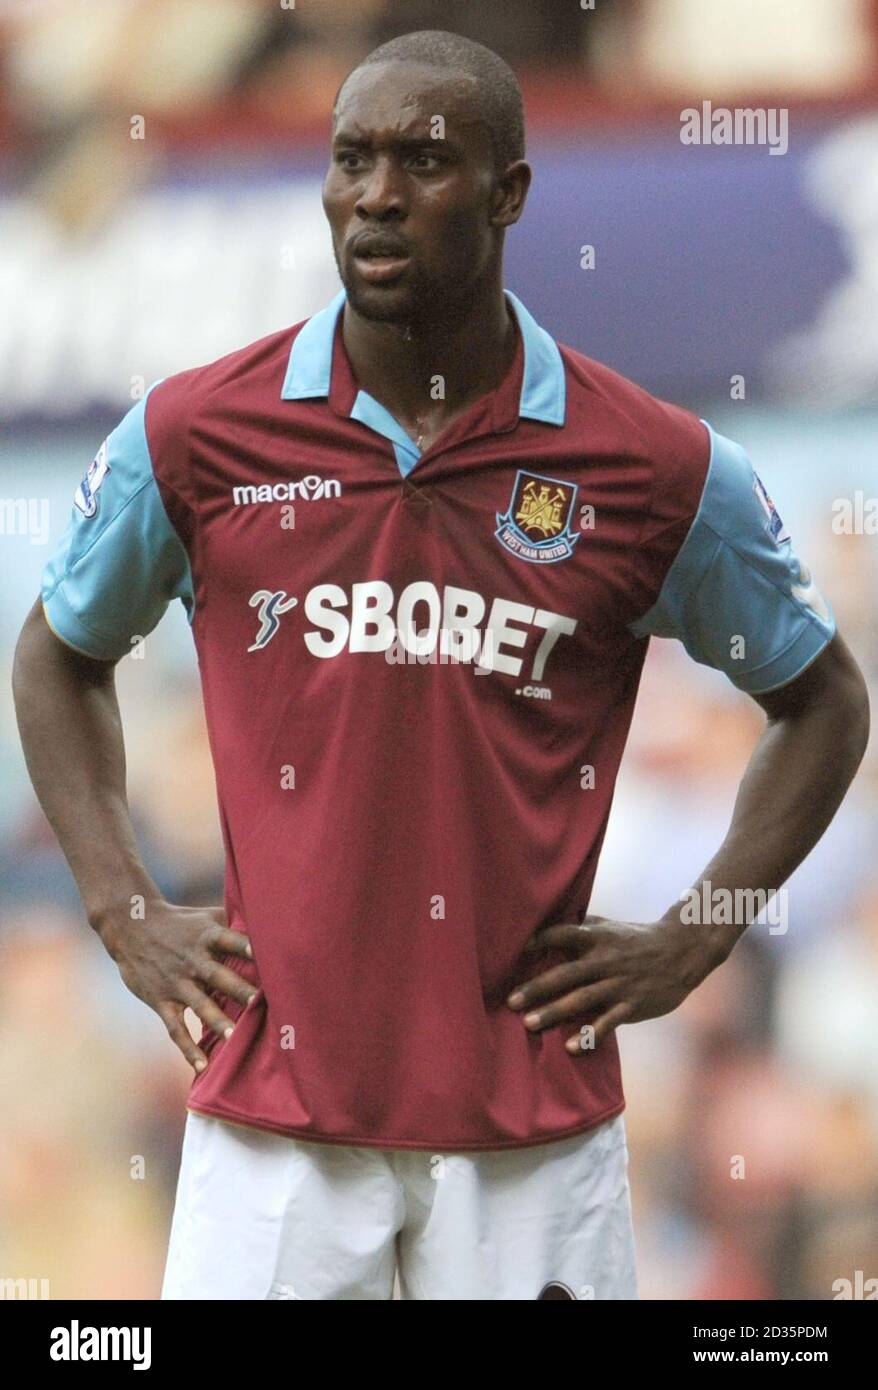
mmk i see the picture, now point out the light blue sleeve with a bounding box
[629,424,835,693]
[41,386,194,661]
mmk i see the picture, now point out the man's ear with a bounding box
[491,160,532,228]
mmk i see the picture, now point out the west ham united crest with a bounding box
[495,470,579,564]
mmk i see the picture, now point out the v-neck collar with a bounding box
[281,287,566,478]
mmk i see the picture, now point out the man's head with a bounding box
[323,30,530,325]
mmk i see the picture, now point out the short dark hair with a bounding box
[336,29,525,171]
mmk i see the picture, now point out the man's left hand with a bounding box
[506,915,723,1054]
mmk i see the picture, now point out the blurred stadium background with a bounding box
[2,0,878,1300]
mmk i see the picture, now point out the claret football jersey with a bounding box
[42,289,835,1150]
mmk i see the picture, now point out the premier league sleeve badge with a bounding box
[74,441,111,519]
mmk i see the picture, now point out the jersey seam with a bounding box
[145,383,199,617]
[700,519,829,634]
[144,382,199,534]
[628,417,712,630]
[628,517,721,633]
[49,474,155,580]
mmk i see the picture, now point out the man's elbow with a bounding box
[838,657,870,767]
[758,633,870,772]
[823,637,870,770]
[12,600,45,697]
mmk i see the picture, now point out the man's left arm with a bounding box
[507,424,870,1050]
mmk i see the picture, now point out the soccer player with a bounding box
[13,31,869,1301]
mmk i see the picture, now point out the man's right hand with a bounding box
[94,900,257,1073]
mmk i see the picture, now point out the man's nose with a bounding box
[355,156,406,220]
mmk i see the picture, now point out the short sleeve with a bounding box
[628,424,835,693]
[41,386,194,661]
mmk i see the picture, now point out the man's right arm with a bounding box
[14,389,257,1071]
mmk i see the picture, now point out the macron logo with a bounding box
[232,474,342,507]
[50,1319,151,1370]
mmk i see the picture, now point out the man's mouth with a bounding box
[351,236,411,284]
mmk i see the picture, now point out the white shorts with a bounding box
[161,1110,638,1301]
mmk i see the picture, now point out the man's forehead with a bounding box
[334,61,482,140]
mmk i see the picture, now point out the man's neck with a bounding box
[341,285,517,447]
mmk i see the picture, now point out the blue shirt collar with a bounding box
[281,287,566,428]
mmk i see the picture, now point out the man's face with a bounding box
[323,61,506,323]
